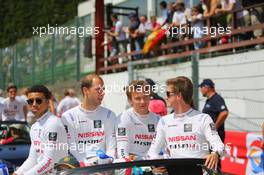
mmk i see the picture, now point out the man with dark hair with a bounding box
[61,74,117,166]
[13,85,68,175]
[199,79,229,143]
[148,76,224,172]
[160,1,169,26]
[1,84,27,121]
[116,80,159,160]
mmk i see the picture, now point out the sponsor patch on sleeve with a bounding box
[48,132,57,141]
[118,128,126,136]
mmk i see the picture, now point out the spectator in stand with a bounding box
[57,88,80,117]
[135,15,153,49]
[159,1,169,26]
[150,16,161,31]
[202,0,219,17]
[242,0,264,49]
[215,0,249,27]
[191,6,205,50]
[126,13,140,55]
[170,2,187,52]
[107,13,127,63]
[168,2,175,24]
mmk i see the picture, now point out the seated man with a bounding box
[13,85,68,175]
[147,76,225,172]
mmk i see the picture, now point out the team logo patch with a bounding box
[48,132,57,141]
[209,123,216,131]
[184,123,192,132]
[205,104,211,108]
[118,128,126,136]
[221,105,226,110]
[148,124,155,132]
[64,125,68,133]
[94,120,102,128]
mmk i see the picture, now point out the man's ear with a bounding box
[128,98,133,106]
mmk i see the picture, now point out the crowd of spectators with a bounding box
[103,0,264,64]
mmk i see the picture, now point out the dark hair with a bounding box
[160,1,167,8]
[111,13,118,19]
[166,76,193,105]
[27,85,52,100]
[7,84,17,92]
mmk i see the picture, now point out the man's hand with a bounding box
[12,173,17,175]
[204,152,219,170]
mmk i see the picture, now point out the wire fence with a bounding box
[0,14,95,90]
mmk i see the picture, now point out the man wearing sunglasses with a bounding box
[1,84,27,121]
[61,74,117,166]
[147,76,224,173]
[14,85,68,175]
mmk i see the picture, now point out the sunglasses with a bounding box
[166,91,176,98]
[26,98,45,105]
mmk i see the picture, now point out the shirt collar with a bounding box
[79,104,99,113]
[36,111,50,123]
[174,108,193,118]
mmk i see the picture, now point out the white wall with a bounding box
[101,50,264,132]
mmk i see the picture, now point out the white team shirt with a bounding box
[57,96,80,116]
[1,96,27,121]
[61,105,117,163]
[116,108,160,158]
[172,11,187,25]
[15,111,68,175]
[147,108,224,159]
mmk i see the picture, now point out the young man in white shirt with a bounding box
[116,80,160,160]
[147,76,224,171]
[13,85,68,175]
[1,84,27,121]
[61,74,117,166]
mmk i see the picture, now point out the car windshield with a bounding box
[0,121,30,145]
[58,159,209,175]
